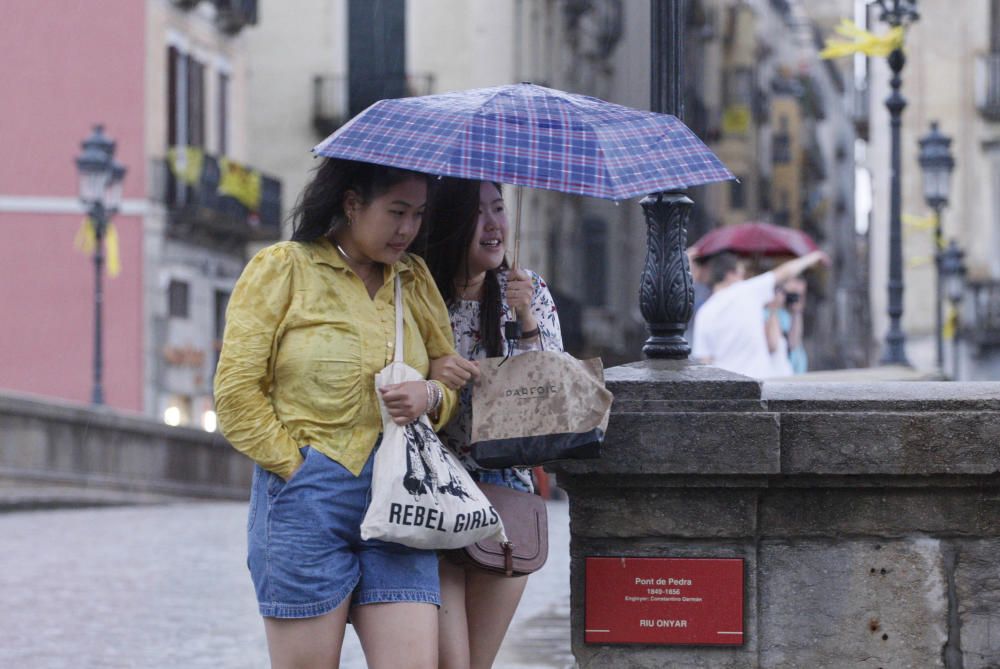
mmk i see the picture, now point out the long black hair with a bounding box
[289,158,429,242]
[420,177,507,357]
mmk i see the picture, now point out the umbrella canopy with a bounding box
[692,221,819,258]
[313,83,734,201]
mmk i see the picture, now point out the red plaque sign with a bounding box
[585,557,744,645]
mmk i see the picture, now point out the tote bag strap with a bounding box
[394,274,404,364]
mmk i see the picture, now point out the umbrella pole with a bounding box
[513,185,523,269]
[504,186,524,341]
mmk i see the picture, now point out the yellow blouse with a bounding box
[214,238,458,479]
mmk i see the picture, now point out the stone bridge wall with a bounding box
[0,392,250,500]
[549,360,1000,669]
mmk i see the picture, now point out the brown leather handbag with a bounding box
[456,482,549,577]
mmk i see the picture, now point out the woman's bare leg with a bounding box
[352,601,439,669]
[262,598,351,669]
[464,570,529,669]
[439,558,472,669]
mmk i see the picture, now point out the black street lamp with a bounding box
[874,0,920,366]
[75,125,127,405]
[917,121,955,371]
[641,0,694,358]
[939,240,966,380]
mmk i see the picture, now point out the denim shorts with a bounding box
[471,467,533,493]
[247,444,440,619]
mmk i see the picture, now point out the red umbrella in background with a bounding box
[692,221,819,258]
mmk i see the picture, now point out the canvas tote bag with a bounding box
[361,276,506,550]
[470,351,613,468]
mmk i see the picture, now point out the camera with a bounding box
[785,292,801,305]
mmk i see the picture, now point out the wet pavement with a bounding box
[0,496,572,668]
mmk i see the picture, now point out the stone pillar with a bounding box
[549,365,1000,668]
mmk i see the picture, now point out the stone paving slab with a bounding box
[0,498,572,668]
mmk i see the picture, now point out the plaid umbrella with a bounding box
[314,83,734,201]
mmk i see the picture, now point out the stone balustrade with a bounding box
[0,391,250,500]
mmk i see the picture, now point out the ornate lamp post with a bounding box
[641,0,694,359]
[874,0,920,365]
[917,121,955,371]
[939,240,967,380]
[75,125,127,405]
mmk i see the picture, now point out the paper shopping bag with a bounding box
[470,351,613,468]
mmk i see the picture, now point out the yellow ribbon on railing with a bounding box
[219,157,262,211]
[820,18,904,60]
[167,145,205,185]
[74,217,121,278]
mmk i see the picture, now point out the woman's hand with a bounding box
[506,269,534,320]
[379,381,430,425]
[430,354,480,391]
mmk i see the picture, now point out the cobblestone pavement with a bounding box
[0,498,571,668]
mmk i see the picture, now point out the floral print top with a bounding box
[440,268,564,488]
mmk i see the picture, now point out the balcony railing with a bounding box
[153,148,282,243]
[313,74,434,138]
[976,53,1000,121]
[169,0,257,34]
[214,0,258,34]
[968,279,1000,353]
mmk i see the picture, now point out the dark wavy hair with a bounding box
[289,158,429,242]
[419,178,507,357]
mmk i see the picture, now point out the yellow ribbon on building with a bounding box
[167,145,205,185]
[820,19,904,60]
[219,157,262,211]
[722,105,752,136]
[907,255,932,269]
[74,217,121,278]
[903,212,937,233]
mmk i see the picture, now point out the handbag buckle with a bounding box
[502,541,515,577]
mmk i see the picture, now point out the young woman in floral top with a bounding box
[421,178,563,669]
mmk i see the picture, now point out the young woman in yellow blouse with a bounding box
[214,158,459,669]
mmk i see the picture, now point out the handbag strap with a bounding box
[394,274,404,364]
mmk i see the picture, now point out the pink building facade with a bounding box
[0,0,278,423]
[0,1,147,411]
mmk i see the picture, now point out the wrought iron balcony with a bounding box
[968,279,1000,353]
[167,0,257,34]
[214,0,258,34]
[154,149,282,244]
[313,74,434,138]
[976,53,1000,121]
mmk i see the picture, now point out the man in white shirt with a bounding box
[691,250,828,379]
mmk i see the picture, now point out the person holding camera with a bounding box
[779,276,808,374]
[692,250,827,379]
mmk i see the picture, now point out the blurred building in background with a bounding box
[0,0,281,427]
[0,0,886,428]
[860,0,1000,379]
[244,0,863,369]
